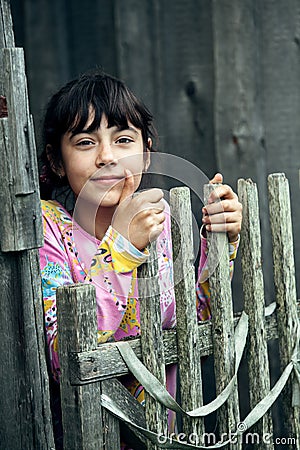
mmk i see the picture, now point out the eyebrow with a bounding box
[115,125,139,135]
[70,125,139,138]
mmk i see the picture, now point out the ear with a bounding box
[143,138,152,172]
[46,144,66,177]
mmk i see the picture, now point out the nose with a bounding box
[95,142,117,167]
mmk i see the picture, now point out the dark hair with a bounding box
[39,69,157,199]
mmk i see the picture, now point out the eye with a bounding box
[77,139,95,146]
[115,137,134,144]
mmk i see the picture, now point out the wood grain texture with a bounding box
[69,304,300,384]
[268,173,300,449]
[0,48,43,251]
[56,284,104,450]
[102,378,147,449]
[238,178,274,449]
[0,5,53,447]
[0,0,15,79]
[204,183,241,449]
[212,0,273,304]
[260,0,300,297]
[138,246,168,450]
[170,187,204,436]
[0,0,14,47]
[0,248,55,449]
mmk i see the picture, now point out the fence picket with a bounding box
[0,3,54,447]
[0,47,43,251]
[56,284,104,449]
[138,247,168,449]
[170,186,205,438]
[238,178,274,449]
[204,184,241,450]
[268,173,300,449]
[0,0,14,58]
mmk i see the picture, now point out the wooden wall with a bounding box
[10,0,300,305]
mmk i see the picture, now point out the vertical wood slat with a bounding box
[203,184,241,450]
[0,4,54,448]
[0,47,43,251]
[238,178,274,450]
[260,1,300,299]
[102,378,147,449]
[102,408,121,450]
[0,0,15,53]
[138,246,168,450]
[268,173,300,449]
[0,249,55,450]
[56,284,104,450]
[170,187,204,437]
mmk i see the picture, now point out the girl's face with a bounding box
[58,113,150,208]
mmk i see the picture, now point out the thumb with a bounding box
[209,172,223,184]
[119,169,136,203]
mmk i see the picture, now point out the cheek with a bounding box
[125,154,145,175]
[64,163,90,195]
[133,173,143,191]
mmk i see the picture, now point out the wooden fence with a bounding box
[55,177,300,450]
[0,0,299,449]
[0,0,54,449]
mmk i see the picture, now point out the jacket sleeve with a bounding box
[40,212,148,382]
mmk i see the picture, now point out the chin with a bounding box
[76,184,121,207]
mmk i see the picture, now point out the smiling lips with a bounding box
[90,174,125,185]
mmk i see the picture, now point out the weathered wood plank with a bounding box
[260,1,300,298]
[0,0,15,49]
[56,283,104,449]
[0,48,43,251]
[159,0,216,171]
[268,173,300,449]
[204,183,241,449]
[114,0,159,113]
[69,303,300,385]
[102,378,147,449]
[170,186,204,436]
[102,378,146,428]
[238,178,274,449]
[0,5,54,447]
[138,246,168,449]
[70,328,178,384]
[0,248,55,449]
[212,0,272,305]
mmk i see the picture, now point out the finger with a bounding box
[203,198,239,216]
[149,223,165,242]
[205,221,240,239]
[205,220,239,232]
[209,172,223,184]
[204,211,239,225]
[155,211,166,224]
[119,169,136,203]
[207,184,237,204]
[136,188,164,205]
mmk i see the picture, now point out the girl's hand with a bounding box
[112,169,165,251]
[202,173,242,243]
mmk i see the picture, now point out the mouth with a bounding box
[90,174,124,185]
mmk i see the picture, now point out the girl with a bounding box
[38,70,242,448]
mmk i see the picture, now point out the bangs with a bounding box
[65,75,152,140]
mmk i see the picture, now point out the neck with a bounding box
[73,200,116,241]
